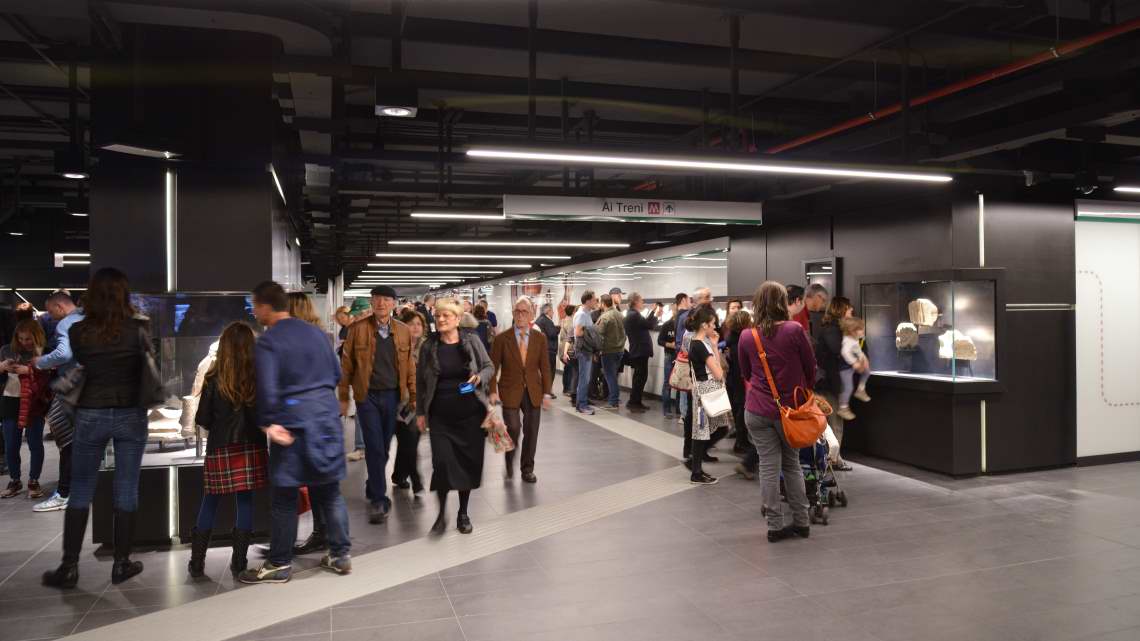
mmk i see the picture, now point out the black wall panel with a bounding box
[764,223,830,290]
[727,234,767,297]
[985,309,1076,471]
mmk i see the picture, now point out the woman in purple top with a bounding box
[738,281,816,543]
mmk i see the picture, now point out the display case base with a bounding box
[92,462,270,546]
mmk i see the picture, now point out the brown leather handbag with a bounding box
[751,328,832,448]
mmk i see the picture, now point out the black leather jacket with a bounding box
[195,378,265,455]
[70,318,145,409]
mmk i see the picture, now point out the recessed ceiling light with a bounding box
[70,212,88,218]
[374,253,569,260]
[467,147,954,183]
[390,240,629,248]
[380,107,414,117]
[1115,186,1140,193]
[62,172,88,180]
[8,232,24,236]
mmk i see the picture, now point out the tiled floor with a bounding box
[5,395,1140,641]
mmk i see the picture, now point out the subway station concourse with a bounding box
[3,2,1140,641]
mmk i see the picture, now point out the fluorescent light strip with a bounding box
[682,257,728,261]
[270,164,286,205]
[374,253,570,260]
[1076,210,1140,220]
[361,270,503,275]
[467,148,954,183]
[410,211,505,220]
[368,263,532,268]
[165,170,176,292]
[1114,186,1140,193]
[390,240,630,249]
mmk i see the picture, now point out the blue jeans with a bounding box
[353,410,365,451]
[269,482,349,566]
[661,353,677,415]
[356,389,398,509]
[562,357,577,394]
[3,416,45,482]
[601,353,622,406]
[575,352,595,410]
[196,490,254,531]
[69,407,147,511]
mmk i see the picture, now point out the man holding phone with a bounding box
[623,293,662,412]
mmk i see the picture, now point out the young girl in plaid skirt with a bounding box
[188,322,268,578]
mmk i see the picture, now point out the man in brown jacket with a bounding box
[338,285,416,524]
[489,296,551,484]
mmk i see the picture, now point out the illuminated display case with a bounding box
[858,269,1005,393]
[93,293,267,545]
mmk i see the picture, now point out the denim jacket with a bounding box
[416,332,495,417]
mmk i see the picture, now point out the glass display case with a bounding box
[860,272,1001,384]
[97,293,257,469]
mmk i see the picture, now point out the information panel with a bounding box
[503,195,762,225]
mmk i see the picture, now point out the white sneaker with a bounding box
[33,492,69,512]
[346,449,365,462]
[837,406,856,421]
[853,388,871,402]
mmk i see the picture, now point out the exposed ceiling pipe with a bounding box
[766,15,1140,154]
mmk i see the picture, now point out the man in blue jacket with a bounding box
[31,292,84,513]
[240,281,351,585]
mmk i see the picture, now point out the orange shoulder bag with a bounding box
[750,328,832,448]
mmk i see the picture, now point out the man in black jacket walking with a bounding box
[535,303,560,399]
[623,293,662,412]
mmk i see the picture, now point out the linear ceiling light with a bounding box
[390,240,630,248]
[369,263,531,268]
[374,252,570,260]
[467,148,954,183]
[1076,209,1140,221]
[1114,186,1140,193]
[410,211,505,220]
[361,270,503,275]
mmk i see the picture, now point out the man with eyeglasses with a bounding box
[489,297,552,483]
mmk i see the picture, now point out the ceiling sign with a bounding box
[503,195,762,225]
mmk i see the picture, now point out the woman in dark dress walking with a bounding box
[416,299,495,535]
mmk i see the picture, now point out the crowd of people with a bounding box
[6,267,871,591]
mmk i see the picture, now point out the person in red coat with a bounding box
[1,319,51,499]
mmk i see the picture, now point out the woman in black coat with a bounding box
[188,322,267,578]
[815,296,853,471]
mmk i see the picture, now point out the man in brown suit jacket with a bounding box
[489,296,552,483]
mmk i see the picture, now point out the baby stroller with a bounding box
[801,438,848,525]
[760,433,849,525]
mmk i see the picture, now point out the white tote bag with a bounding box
[699,384,733,418]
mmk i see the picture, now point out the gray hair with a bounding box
[694,287,712,304]
[628,292,644,306]
[514,296,535,314]
[806,283,829,299]
[540,303,553,315]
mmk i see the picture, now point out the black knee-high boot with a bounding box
[42,507,88,589]
[111,510,144,585]
[188,528,212,578]
[230,528,253,575]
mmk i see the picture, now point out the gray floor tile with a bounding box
[330,598,455,631]
[331,618,463,641]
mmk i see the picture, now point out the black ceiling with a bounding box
[2,0,1140,288]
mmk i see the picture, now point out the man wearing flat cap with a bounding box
[338,285,416,524]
